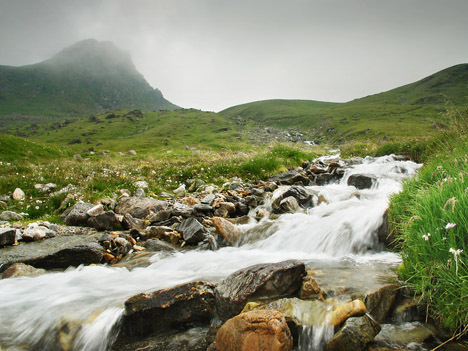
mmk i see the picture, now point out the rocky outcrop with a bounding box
[216,310,293,351]
[119,281,216,338]
[327,315,381,351]
[215,260,306,321]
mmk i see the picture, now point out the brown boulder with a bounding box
[212,217,242,245]
[216,310,293,351]
[364,284,399,323]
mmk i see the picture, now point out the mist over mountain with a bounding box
[0,39,178,122]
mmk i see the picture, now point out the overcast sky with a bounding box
[0,0,467,111]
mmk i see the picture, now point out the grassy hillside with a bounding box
[0,134,69,162]
[0,39,177,128]
[221,64,468,144]
[19,109,253,154]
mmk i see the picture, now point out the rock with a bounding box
[121,213,147,231]
[215,260,306,321]
[34,183,57,193]
[128,150,137,156]
[0,228,16,246]
[181,196,200,207]
[315,173,342,186]
[391,298,424,323]
[22,223,56,241]
[144,239,177,252]
[115,197,168,219]
[86,204,105,217]
[148,209,171,223]
[0,210,23,221]
[193,203,213,215]
[281,186,312,206]
[327,300,367,327]
[244,195,258,208]
[216,310,293,351]
[327,315,381,351]
[347,174,376,190]
[177,217,207,244]
[61,203,94,226]
[212,217,242,245]
[373,321,433,347]
[2,263,46,278]
[376,210,394,249]
[299,275,323,300]
[174,184,186,197]
[134,180,148,189]
[12,188,25,201]
[135,188,145,198]
[119,281,216,338]
[201,194,216,205]
[214,202,236,218]
[87,211,121,231]
[145,225,173,238]
[364,284,399,323]
[269,170,309,185]
[172,202,194,218]
[280,196,300,213]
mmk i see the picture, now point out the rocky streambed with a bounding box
[0,154,459,350]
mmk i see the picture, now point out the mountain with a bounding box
[0,39,178,125]
[221,64,468,143]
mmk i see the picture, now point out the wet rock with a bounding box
[61,203,94,226]
[119,281,216,338]
[87,211,121,231]
[269,170,309,185]
[0,211,23,221]
[2,263,46,278]
[327,300,367,327]
[215,260,306,320]
[376,210,394,249]
[145,225,173,239]
[315,172,342,186]
[177,217,207,245]
[372,322,433,347]
[327,315,381,351]
[115,197,168,219]
[235,202,250,216]
[22,223,56,241]
[280,196,300,213]
[112,326,214,351]
[212,217,242,245]
[299,275,324,300]
[144,239,177,252]
[86,204,105,217]
[347,174,376,189]
[0,228,16,246]
[364,284,399,323]
[390,298,425,323]
[12,188,25,201]
[216,310,293,351]
[244,195,258,208]
[282,186,312,206]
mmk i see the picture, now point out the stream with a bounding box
[0,154,422,350]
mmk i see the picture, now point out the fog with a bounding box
[1,0,467,111]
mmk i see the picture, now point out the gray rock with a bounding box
[135,188,145,198]
[0,211,23,221]
[176,217,207,244]
[0,234,103,272]
[172,202,194,218]
[22,223,56,241]
[268,170,309,185]
[282,186,313,206]
[144,239,177,252]
[115,197,168,219]
[347,174,376,189]
[12,188,25,201]
[280,196,300,213]
[215,260,306,321]
[327,315,381,351]
[0,228,16,246]
[87,211,122,231]
[201,194,216,205]
[119,281,216,338]
[134,180,148,189]
[61,203,94,226]
[148,210,171,223]
[193,203,213,215]
[86,204,104,217]
[364,284,400,323]
[34,183,57,193]
[121,213,147,231]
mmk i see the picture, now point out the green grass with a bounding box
[388,110,468,331]
[0,134,69,162]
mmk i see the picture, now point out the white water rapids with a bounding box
[0,155,421,350]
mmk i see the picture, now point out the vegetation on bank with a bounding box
[0,141,320,221]
[387,109,468,333]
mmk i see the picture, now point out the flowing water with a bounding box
[0,155,422,350]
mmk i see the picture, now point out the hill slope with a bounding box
[0,39,178,126]
[221,64,468,143]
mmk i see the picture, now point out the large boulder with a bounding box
[176,217,207,245]
[0,228,16,246]
[268,170,310,185]
[61,203,94,226]
[119,281,216,338]
[215,260,306,321]
[0,234,103,271]
[22,223,56,241]
[0,211,23,221]
[216,310,293,351]
[327,315,381,351]
[364,284,399,323]
[347,174,376,190]
[115,197,168,219]
[212,217,242,245]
